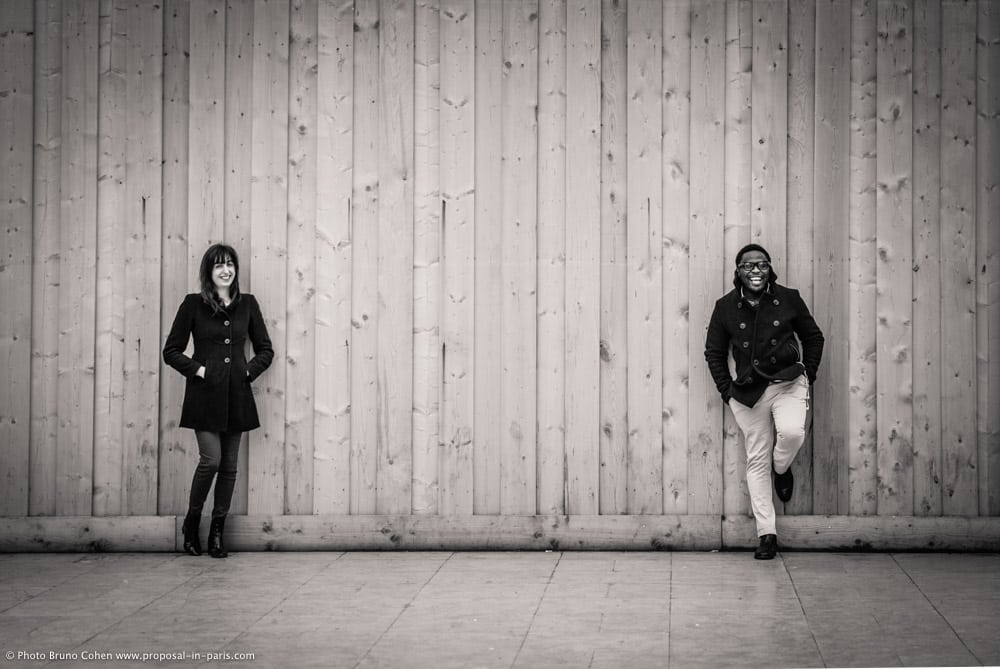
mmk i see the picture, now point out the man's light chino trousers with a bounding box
[728,374,811,537]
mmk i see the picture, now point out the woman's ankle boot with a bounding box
[208,517,228,558]
[182,511,202,556]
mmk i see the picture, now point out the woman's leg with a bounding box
[188,431,223,515]
[211,431,242,519]
[730,396,778,537]
[771,375,810,475]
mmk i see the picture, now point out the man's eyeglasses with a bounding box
[738,261,771,272]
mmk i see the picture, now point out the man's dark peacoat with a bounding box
[163,293,274,432]
[704,282,824,408]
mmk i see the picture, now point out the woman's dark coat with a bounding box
[704,282,824,408]
[163,293,273,432]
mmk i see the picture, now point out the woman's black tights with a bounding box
[188,431,242,519]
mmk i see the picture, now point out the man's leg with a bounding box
[771,375,810,476]
[730,395,777,537]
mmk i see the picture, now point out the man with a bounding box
[704,244,824,559]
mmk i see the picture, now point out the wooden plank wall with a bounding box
[0,0,33,517]
[786,0,816,516]
[688,0,725,516]
[1,0,998,524]
[812,0,849,515]
[412,0,439,516]
[721,0,751,519]
[440,0,474,514]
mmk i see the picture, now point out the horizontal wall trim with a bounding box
[1,515,997,553]
[722,515,1000,551]
[0,517,176,552]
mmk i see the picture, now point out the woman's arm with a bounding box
[163,296,203,378]
[245,295,274,381]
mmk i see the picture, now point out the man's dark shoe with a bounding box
[754,534,778,560]
[774,466,794,502]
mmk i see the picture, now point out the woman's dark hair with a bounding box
[199,243,241,313]
[732,243,779,289]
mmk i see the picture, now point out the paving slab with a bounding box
[0,551,997,668]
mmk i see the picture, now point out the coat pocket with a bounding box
[202,360,226,386]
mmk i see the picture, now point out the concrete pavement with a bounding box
[1,551,997,668]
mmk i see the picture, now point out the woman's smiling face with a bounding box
[737,250,770,295]
[212,258,236,291]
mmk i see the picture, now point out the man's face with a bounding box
[737,251,770,295]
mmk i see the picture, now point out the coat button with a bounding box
[225,338,231,344]
[773,320,780,326]
[739,323,746,329]
[742,342,749,349]
[224,320,230,326]
[224,357,230,363]
[773,299,779,306]
[771,357,777,363]
[753,359,759,365]
[771,339,777,345]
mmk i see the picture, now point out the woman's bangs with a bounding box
[211,250,235,267]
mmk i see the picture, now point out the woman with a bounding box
[163,244,273,558]
[704,244,824,560]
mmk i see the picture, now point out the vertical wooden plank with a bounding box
[30,0,62,517]
[978,0,1000,515]
[848,0,878,515]
[756,0,796,508]
[157,0,190,516]
[225,0,254,258]
[413,0,440,515]
[537,0,566,515]
[376,0,415,515]
[500,0,538,515]
[440,0,475,514]
[473,0,502,515]
[912,0,942,516]
[751,0,788,267]
[625,0,662,515]
[93,0,126,518]
[688,0,725,516]
[939,0,977,515]
[0,0,33,516]
[724,0,753,265]
[314,0,352,514]
[123,0,163,515]
[57,0,99,516]
[351,0,379,514]
[225,0,254,516]
[875,0,914,516]
[599,0,627,515]
[812,0,851,516]
[285,0,318,515]
[187,0,225,261]
[722,0,752,520]
[181,0,221,516]
[786,0,816,516]
[248,0,290,515]
[787,0,815,304]
[661,0,690,515]
[565,0,600,515]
